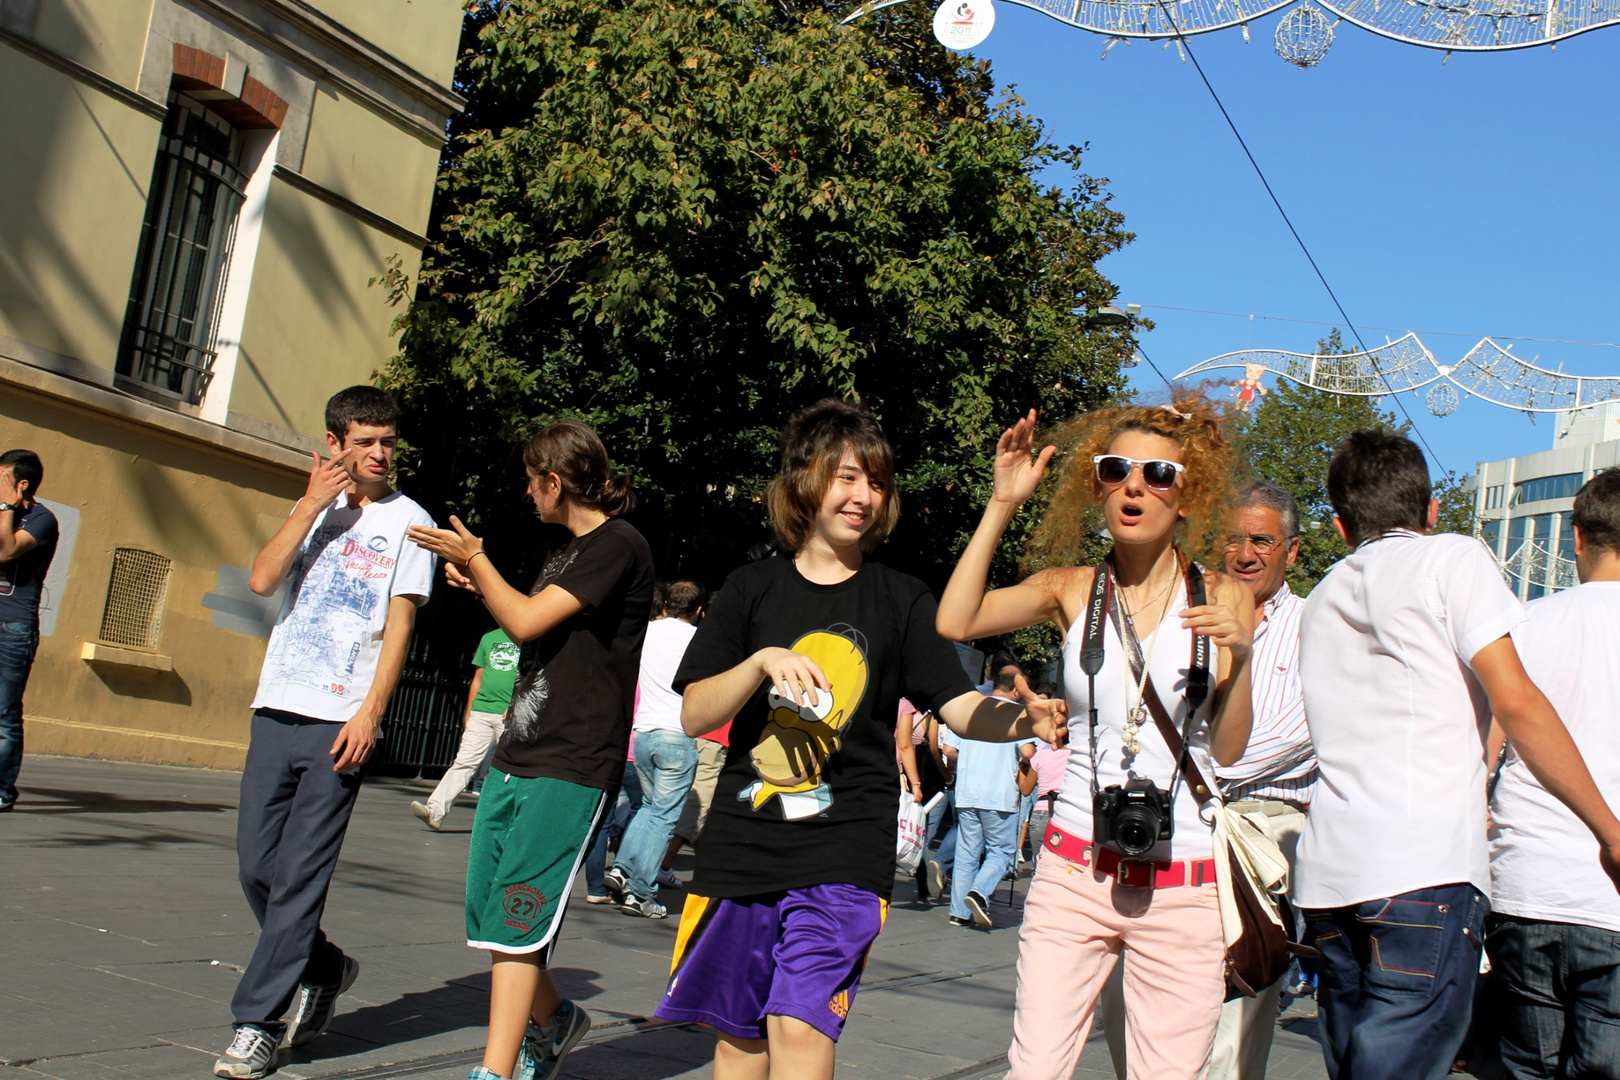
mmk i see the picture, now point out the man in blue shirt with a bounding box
[940,666,1036,927]
[0,449,59,813]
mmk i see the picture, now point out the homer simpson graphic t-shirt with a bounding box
[491,518,655,792]
[673,554,976,900]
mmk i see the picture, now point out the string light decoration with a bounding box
[1174,333,1620,415]
[1426,381,1460,416]
[1274,2,1336,64]
[844,0,1620,56]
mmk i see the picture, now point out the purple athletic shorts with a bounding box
[655,883,886,1042]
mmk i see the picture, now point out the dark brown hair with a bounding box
[765,399,898,554]
[522,421,634,517]
[664,580,707,621]
[1572,467,1620,556]
[1026,391,1242,568]
[325,385,400,441]
[1326,429,1429,546]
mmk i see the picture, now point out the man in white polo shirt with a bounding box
[1488,468,1620,1080]
[1297,430,1620,1080]
[606,580,706,918]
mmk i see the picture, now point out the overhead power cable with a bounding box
[1151,1,1449,474]
[1133,343,1178,396]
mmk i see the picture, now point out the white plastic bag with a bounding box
[896,790,944,874]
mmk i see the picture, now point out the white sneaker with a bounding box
[410,801,443,831]
[214,1026,287,1079]
[620,893,668,919]
[927,859,946,899]
[657,867,682,889]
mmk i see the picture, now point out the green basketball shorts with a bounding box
[465,770,608,957]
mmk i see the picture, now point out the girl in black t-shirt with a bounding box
[657,399,1065,1080]
[408,421,654,1080]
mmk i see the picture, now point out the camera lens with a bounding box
[1114,807,1158,856]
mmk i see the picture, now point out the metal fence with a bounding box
[373,633,472,778]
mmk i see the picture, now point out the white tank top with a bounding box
[1053,573,1220,860]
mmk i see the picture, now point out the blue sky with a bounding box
[959,3,1620,479]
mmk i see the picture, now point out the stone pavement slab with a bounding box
[1,755,1330,1080]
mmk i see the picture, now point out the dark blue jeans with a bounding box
[1305,882,1488,1080]
[0,620,39,805]
[1486,913,1620,1080]
[584,764,644,896]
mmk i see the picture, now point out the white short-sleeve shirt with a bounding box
[252,492,436,723]
[1490,582,1620,932]
[633,616,699,734]
[1295,530,1524,909]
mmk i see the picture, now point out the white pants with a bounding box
[1099,805,1307,1080]
[426,710,505,818]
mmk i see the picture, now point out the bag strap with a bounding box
[1142,679,1217,809]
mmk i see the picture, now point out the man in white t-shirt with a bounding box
[1487,468,1620,1080]
[215,387,435,1080]
[1296,430,1620,1080]
[606,580,706,917]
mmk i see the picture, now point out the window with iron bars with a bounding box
[117,91,247,405]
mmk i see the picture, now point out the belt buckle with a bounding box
[1115,858,1156,889]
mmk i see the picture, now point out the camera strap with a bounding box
[1137,559,1217,812]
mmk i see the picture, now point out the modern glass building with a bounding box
[1473,402,1620,599]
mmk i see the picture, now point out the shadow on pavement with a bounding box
[301,968,610,1060]
[18,786,236,814]
[560,1024,715,1080]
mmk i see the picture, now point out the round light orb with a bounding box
[1427,381,1460,417]
[1275,3,1334,67]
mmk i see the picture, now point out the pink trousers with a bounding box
[1006,850,1227,1080]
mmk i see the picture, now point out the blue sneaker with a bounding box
[517,1000,591,1080]
[467,1068,505,1080]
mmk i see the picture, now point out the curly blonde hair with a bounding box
[1024,391,1245,570]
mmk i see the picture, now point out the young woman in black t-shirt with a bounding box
[409,421,654,1080]
[656,399,1066,1080]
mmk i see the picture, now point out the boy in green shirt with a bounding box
[412,627,520,830]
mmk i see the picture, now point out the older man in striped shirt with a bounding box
[1210,479,1315,1080]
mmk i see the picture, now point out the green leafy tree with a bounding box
[1235,329,1476,593]
[380,0,1137,600]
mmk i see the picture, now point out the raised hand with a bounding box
[1028,695,1069,748]
[1181,579,1255,658]
[991,409,1057,507]
[304,448,354,512]
[407,515,485,566]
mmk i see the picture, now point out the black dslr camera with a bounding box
[1092,776,1174,856]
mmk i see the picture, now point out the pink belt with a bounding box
[1043,823,1217,889]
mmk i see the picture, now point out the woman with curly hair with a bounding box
[937,396,1256,1080]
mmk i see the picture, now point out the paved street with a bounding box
[2,755,1330,1080]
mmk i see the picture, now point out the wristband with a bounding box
[468,550,490,566]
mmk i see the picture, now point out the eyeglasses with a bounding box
[1224,532,1289,555]
[1092,454,1186,491]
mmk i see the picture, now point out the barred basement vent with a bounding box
[100,548,172,649]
